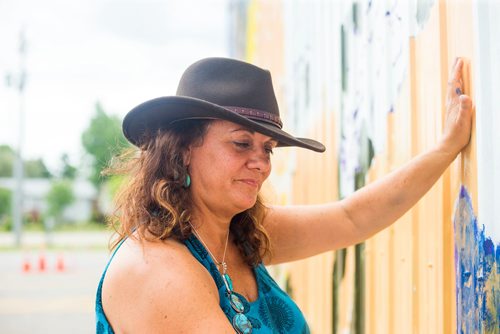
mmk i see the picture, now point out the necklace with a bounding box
[189,223,231,285]
[189,222,253,333]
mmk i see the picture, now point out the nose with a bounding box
[246,148,271,174]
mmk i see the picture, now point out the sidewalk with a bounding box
[0,232,113,334]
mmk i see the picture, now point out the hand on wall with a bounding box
[441,58,473,157]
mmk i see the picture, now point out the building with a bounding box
[0,177,97,223]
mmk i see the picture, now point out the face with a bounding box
[187,120,277,218]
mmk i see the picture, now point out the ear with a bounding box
[182,147,191,166]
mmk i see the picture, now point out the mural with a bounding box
[338,0,431,197]
[455,1,500,332]
[232,0,499,332]
[335,1,435,332]
[454,186,499,333]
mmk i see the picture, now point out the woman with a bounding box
[95,57,472,333]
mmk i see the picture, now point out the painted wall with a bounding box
[454,1,500,332]
[230,0,499,333]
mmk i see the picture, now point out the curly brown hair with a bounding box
[106,120,272,266]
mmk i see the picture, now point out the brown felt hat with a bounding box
[122,57,325,152]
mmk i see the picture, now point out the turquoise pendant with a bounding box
[232,313,252,334]
[230,293,245,313]
[223,273,233,291]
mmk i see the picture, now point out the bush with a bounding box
[46,180,75,224]
[0,216,12,232]
[0,188,12,220]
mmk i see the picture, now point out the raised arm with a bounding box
[263,59,473,265]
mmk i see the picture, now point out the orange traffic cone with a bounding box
[22,257,31,273]
[38,253,47,272]
[56,254,65,272]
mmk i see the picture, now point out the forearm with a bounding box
[266,60,471,262]
[340,144,457,240]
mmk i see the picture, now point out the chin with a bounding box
[233,196,258,213]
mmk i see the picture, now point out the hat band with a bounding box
[224,106,283,129]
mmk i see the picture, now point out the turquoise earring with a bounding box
[184,174,191,188]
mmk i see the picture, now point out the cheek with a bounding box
[266,161,273,177]
[192,152,235,186]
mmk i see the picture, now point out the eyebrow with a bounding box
[230,128,278,145]
[231,127,255,134]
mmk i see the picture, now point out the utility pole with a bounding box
[6,29,27,247]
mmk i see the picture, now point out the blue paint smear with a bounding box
[454,186,499,333]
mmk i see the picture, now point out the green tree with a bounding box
[0,145,52,178]
[46,180,75,224]
[0,145,14,177]
[0,187,11,230]
[0,187,11,217]
[81,102,129,187]
[60,153,77,179]
[24,158,52,178]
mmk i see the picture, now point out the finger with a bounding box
[447,78,461,93]
[447,59,464,97]
[456,95,473,127]
[451,58,463,81]
[447,77,463,98]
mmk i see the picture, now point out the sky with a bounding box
[0,0,229,173]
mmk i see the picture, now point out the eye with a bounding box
[264,146,274,155]
[233,141,251,149]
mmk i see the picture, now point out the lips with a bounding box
[237,179,260,189]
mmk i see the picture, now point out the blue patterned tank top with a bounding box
[185,235,310,333]
[95,236,310,333]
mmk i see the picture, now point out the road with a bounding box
[0,232,112,334]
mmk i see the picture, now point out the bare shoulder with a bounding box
[101,236,234,333]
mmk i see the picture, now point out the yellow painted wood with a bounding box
[414,5,445,333]
[362,128,389,333]
[337,247,356,332]
[387,73,413,334]
[437,2,457,333]
[287,115,337,333]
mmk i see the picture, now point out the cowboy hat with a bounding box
[122,57,325,152]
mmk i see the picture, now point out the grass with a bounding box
[0,243,109,252]
[0,221,113,252]
[1,220,109,233]
[53,221,109,232]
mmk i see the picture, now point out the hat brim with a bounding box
[123,96,326,153]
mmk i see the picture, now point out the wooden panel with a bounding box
[413,4,446,333]
[444,1,477,333]
[445,1,477,203]
[365,155,391,334]
[246,0,478,333]
[437,2,457,333]
[363,1,476,332]
[246,3,338,332]
[287,113,337,333]
[387,68,413,334]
